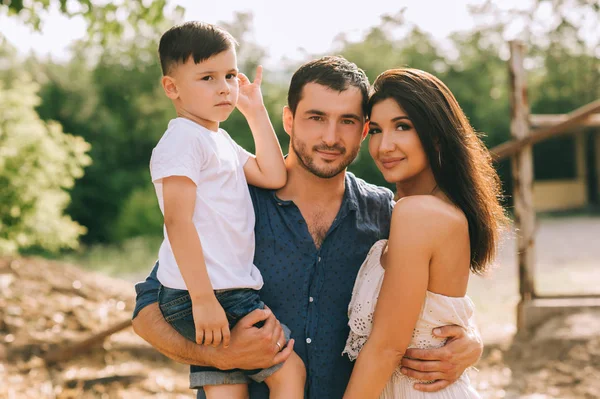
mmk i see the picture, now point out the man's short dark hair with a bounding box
[159,21,238,76]
[287,56,370,116]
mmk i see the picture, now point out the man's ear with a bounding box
[360,121,369,142]
[282,106,294,136]
[161,75,179,100]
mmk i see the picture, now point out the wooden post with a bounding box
[509,41,536,330]
[596,131,600,202]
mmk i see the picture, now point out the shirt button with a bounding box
[306,338,312,344]
[309,297,314,303]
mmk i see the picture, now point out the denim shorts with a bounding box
[157,285,291,388]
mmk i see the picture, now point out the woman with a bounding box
[342,68,507,399]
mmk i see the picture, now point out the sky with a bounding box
[0,0,538,67]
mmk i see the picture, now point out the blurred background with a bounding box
[1,0,599,398]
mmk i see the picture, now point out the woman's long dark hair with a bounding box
[369,68,507,274]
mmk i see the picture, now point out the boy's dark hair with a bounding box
[159,21,238,76]
[287,56,370,116]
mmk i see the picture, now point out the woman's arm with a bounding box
[343,198,438,399]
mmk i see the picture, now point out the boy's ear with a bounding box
[161,76,179,100]
[282,106,293,136]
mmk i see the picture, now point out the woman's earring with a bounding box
[438,152,442,167]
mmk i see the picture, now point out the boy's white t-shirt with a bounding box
[150,117,264,291]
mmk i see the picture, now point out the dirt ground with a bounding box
[2,216,599,398]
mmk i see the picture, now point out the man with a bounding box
[132,56,483,399]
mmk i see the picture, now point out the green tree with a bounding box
[0,51,91,254]
[32,12,277,244]
[1,0,180,43]
[35,42,173,242]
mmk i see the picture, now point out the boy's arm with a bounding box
[163,176,229,347]
[236,66,286,189]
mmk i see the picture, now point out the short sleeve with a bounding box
[150,129,205,185]
[221,129,253,166]
[235,142,253,166]
[132,262,161,319]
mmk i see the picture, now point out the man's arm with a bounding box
[133,303,294,370]
[133,303,218,365]
[400,324,483,392]
[131,264,293,369]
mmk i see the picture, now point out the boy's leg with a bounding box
[263,352,306,399]
[204,383,249,399]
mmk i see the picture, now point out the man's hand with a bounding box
[213,307,294,370]
[400,325,483,392]
[192,295,230,347]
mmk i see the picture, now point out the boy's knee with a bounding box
[277,352,306,382]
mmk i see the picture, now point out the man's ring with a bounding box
[276,341,282,351]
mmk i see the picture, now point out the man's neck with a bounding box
[277,159,346,207]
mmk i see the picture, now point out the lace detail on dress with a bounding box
[342,239,480,398]
[342,240,387,360]
[342,332,368,361]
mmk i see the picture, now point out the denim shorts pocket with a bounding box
[158,287,193,321]
[164,306,193,323]
[159,289,191,308]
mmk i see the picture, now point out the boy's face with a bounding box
[163,48,239,131]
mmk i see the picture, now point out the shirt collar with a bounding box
[270,172,359,212]
[343,172,360,213]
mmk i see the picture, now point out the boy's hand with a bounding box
[236,65,265,117]
[192,295,231,348]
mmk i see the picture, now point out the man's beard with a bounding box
[291,131,359,179]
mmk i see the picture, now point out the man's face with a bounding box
[284,83,367,178]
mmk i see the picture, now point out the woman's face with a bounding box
[368,98,430,184]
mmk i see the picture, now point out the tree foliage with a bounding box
[1,0,180,43]
[1,4,598,251]
[0,46,91,254]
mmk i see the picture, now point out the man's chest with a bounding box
[253,207,380,315]
[299,205,339,250]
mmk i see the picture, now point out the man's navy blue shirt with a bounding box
[133,172,394,399]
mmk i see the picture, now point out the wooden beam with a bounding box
[508,42,537,329]
[530,113,600,127]
[491,99,600,161]
[43,318,132,364]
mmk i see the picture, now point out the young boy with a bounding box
[150,21,305,398]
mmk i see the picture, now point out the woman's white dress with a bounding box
[342,239,481,399]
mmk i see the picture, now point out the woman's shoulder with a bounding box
[391,195,467,236]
